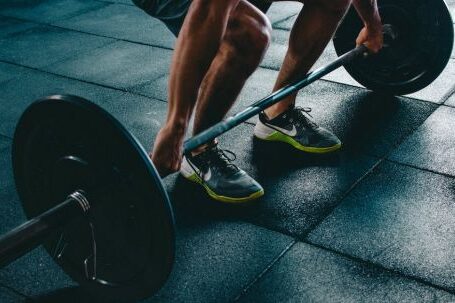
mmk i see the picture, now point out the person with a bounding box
[133,0,383,203]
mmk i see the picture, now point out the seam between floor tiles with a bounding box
[231,240,297,302]
[385,158,455,179]
[271,13,300,28]
[442,85,455,105]
[230,233,455,301]
[301,240,455,296]
[271,13,300,29]
[0,58,166,102]
[304,96,442,237]
[0,14,175,51]
[302,157,384,237]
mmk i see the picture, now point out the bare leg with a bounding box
[152,0,271,175]
[265,0,351,118]
[192,1,272,145]
[151,0,241,176]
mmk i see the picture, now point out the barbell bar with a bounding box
[0,0,453,302]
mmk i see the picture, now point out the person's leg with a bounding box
[265,0,351,118]
[191,1,272,141]
[253,0,349,153]
[178,1,272,202]
[151,0,242,176]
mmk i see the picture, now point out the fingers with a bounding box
[355,29,383,53]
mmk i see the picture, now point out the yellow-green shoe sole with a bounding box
[184,173,264,203]
[255,131,342,154]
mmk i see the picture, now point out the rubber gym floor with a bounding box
[1,1,455,302]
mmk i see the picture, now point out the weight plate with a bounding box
[334,0,454,95]
[12,95,175,302]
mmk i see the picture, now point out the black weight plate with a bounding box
[12,95,175,302]
[334,0,454,95]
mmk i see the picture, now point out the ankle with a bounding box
[162,121,186,137]
[264,104,294,119]
[191,140,217,156]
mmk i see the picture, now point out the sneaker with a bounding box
[180,144,264,203]
[253,106,341,153]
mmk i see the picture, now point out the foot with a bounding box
[254,106,341,153]
[180,144,264,203]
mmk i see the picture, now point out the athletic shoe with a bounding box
[180,144,264,203]
[253,106,341,153]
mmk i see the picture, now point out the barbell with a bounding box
[0,0,453,302]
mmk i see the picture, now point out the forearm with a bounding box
[352,0,381,28]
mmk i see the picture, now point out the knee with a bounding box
[224,12,272,70]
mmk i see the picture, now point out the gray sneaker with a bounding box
[180,145,264,203]
[253,106,341,153]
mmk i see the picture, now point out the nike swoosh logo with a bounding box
[203,168,212,181]
[266,124,297,137]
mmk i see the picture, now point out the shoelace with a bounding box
[189,147,239,181]
[207,148,239,174]
[289,106,318,129]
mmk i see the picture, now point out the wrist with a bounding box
[364,11,382,30]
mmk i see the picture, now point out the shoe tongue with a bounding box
[272,106,296,121]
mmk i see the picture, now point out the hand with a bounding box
[356,22,384,53]
[150,126,184,177]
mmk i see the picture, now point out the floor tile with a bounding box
[238,242,455,303]
[54,3,176,48]
[0,140,25,235]
[446,91,455,107]
[144,222,294,303]
[0,0,107,23]
[266,2,302,25]
[308,161,455,291]
[0,68,127,137]
[0,25,114,68]
[167,121,379,238]
[0,16,36,38]
[0,247,77,298]
[0,62,29,84]
[45,41,172,89]
[388,105,455,177]
[406,60,455,103]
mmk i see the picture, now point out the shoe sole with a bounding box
[254,131,342,154]
[183,173,264,203]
